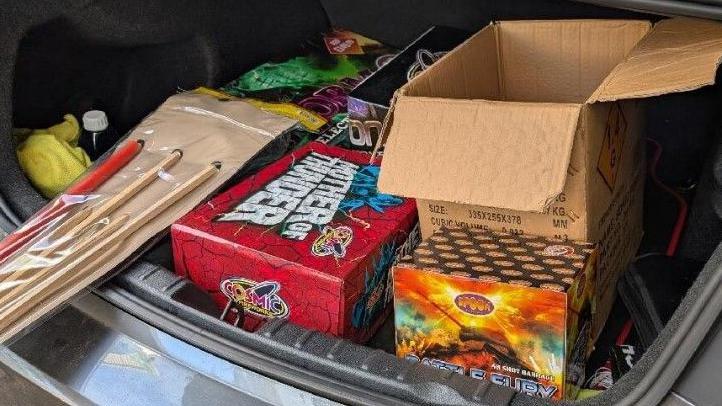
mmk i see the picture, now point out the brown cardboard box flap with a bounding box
[496,20,651,103]
[590,18,722,102]
[377,96,582,211]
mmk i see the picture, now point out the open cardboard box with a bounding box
[376,18,722,336]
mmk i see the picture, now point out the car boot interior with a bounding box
[3,1,722,405]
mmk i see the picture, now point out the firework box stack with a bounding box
[221,29,396,148]
[347,26,470,150]
[377,18,722,337]
[172,142,418,343]
[393,226,597,400]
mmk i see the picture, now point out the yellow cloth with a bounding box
[16,114,91,198]
[36,113,81,143]
[576,389,602,400]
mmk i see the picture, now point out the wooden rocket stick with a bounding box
[0,163,219,336]
[0,151,182,287]
[0,214,128,307]
[0,206,93,277]
[0,139,143,266]
[62,150,183,241]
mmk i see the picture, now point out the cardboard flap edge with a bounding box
[589,17,722,103]
[378,96,583,212]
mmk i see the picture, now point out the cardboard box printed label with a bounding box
[394,227,597,400]
[378,18,722,337]
[172,142,417,343]
[347,26,470,150]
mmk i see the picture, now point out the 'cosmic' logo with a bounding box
[454,293,494,315]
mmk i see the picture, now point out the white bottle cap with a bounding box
[82,110,109,132]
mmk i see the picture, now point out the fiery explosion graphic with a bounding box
[394,266,567,386]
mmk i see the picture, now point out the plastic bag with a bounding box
[0,92,298,344]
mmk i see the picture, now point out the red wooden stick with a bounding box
[67,139,143,194]
[0,140,143,264]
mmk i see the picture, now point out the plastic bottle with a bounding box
[79,110,120,161]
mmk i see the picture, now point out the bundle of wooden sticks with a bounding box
[0,140,218,342]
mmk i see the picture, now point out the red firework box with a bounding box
[172,142,418,342]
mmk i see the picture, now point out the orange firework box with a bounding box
[393,226,597,400]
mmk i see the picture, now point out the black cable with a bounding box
[0,194,22,228]
[576,0,722,20]
[0,211,18,234]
